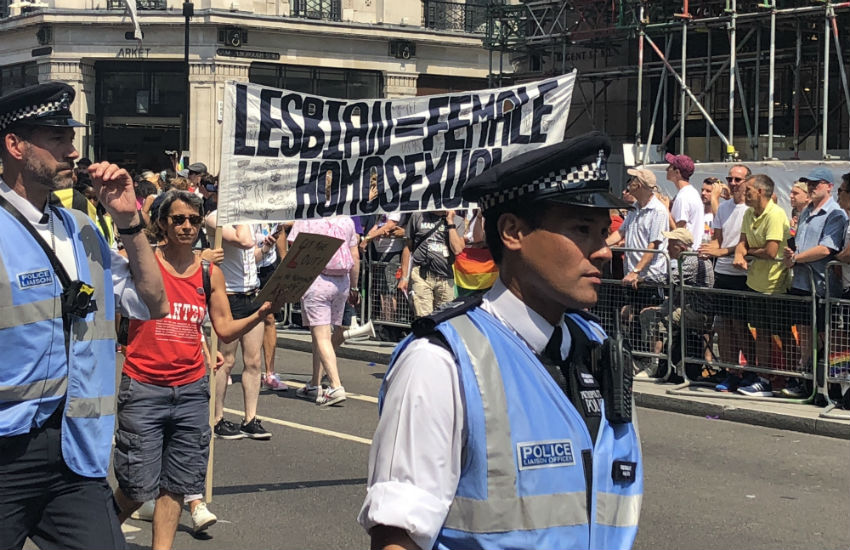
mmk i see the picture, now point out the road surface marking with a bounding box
[223,407,372,445]
[283,380,379,404]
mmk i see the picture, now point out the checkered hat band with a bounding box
[0,98,66,132]
[479,163,608,210]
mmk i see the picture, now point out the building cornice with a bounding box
[0,8,488,47]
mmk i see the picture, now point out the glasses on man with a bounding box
[169,214,203,226]
[726,176,745,183]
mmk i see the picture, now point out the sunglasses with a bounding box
[838,187,850,194]
[169,214,203,226]
[726,176,745,183]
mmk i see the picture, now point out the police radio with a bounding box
[601,313,633,424]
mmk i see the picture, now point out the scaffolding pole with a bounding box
[767,0,776,159]
[635,3,645,149]
[643,34,673,165]
[728,0,738,160]
[659,27,758,152]
[754,23,761,160]
[829,2,850,158]
[644,32,732,150]
[679,17,688,153]
[822,4,830,158]
[705,27,712,160]
[793,19,801,159]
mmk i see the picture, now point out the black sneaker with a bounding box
[214,419,245,440]
[240,417,272,440]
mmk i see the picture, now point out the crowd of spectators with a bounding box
[607,154,850,406]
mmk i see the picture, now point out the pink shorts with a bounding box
[301,274,349,327]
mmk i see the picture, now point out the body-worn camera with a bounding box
[61,281,97,318]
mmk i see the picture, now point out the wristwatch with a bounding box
[446,224,457,229]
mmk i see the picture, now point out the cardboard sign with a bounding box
[253,232,344,305]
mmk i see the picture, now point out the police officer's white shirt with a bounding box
[358,278,571,550]
[0,179,151,319]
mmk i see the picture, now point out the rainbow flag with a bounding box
[454,247,499,291]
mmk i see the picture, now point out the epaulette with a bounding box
[569,309,602,325]
[411,293,484,338]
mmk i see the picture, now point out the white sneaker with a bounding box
[295,384,321,400]
[191,501,217,533]
[130,499,155,522]
[316,386,346,406]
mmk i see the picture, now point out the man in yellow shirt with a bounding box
[728,174,790,394]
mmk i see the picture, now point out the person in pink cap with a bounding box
[665,152,703,252]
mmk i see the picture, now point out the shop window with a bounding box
[291,0,340,21]
[249,63,383,99]
[98,63,185,117]
[317,69,346,99]
[0,62,38,96]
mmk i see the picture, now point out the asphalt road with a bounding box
[117,346,849,550]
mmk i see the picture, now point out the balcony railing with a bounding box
[423,0,490,34]
[291,0,341,21]
[107,0,167,9]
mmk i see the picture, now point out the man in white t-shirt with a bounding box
[698,164,751,371]
[666,153,703,252]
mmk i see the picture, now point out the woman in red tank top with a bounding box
[114,190,285,550]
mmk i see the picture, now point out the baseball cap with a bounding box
[627,167,657,189]
[664,153,695,180]
[800,166,835,185]
[662,227,694,247]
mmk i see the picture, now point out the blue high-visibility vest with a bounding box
[382,306,643,550]
[0,205,117,478]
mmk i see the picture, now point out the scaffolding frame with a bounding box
[485,0,850,162]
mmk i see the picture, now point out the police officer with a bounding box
[0,82,169,549]
[358,132,643,550]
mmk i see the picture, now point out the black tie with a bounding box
[541,322,602,443]
[544,325,563,365]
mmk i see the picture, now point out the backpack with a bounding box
[322,219,355,276]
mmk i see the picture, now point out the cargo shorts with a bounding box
[113,374,211,502]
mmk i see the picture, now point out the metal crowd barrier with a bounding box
[674,258,817,404]
[591,247,673,382]
[366,257,414,328]
[821,261,850,419]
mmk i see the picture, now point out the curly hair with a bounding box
[147,190,204,243]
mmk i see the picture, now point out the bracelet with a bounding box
[350,287,360,292]
[446,224,457,229]
[116,214,145,236]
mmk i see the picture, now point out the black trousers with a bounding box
[0,409,126,550]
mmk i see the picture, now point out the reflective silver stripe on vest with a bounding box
[443,316,589,533]
[596,492,641,527]
[0,299,60,329]
[448,492,588,533]
[72,315,117,342]
[0,376,67,402]
[0,248,60,328]
[66,395,116,418]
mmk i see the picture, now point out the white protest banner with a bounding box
[218,72,576,224]
[252,232,344,306]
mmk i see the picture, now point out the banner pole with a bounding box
[205,227,223,504]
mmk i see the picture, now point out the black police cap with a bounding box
[462,131,632,211]
[0,82,86,133]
